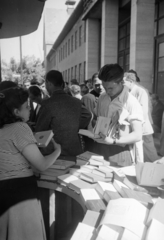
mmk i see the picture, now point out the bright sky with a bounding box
[1,0,79,64]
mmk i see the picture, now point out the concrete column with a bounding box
[130,0,155,91]
[101,0,119,67]
[85,19,100,79]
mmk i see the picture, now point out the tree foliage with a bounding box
[2,55,45,85]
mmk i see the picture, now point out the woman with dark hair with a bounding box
[0,87,61,240]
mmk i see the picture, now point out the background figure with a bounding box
[150,93,164,133]
[124,72,160,162]
[28,85,48,126]
[70,84,82,100]
[90,73,104,99]
[128,69,140,82]
[85,78,93,92]
[70,79,79,86]
[80,83,89,96]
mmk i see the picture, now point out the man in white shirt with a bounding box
[123,72,160,162]
[94,64,144,166]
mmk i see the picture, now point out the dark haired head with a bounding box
[70,79,79,86]
[98,64,124,83]
[0,87,29,128]
[29,85,42,98]
[91,73,99,84]
[128,69,140,82]
[46,70,65,88]
[0,81,17,91]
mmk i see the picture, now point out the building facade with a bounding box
[46,0,164,100]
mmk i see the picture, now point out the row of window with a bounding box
[62,61,86,84]
[59,25,84,62]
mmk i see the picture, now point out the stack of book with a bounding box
[76,151,106,166]
[38,159,75,181]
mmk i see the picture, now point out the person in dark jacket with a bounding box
[35,70,92,161]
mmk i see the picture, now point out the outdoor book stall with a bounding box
[37,151,164,240]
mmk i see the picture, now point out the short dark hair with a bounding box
[91,73,98,84]
[98,64,124,83]
[28,85,42,98]
[70,79,79,86]
[0,81,17,91]
[46,70,65,88]
[0,87,29,128]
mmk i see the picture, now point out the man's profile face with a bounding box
[102,80,123,98]
[93,77,104,94]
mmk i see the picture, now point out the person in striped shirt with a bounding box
[0,87,61,240]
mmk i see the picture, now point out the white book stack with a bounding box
[70,222,95,240]
[145,219,164,240]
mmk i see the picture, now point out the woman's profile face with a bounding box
[15,101,31,122]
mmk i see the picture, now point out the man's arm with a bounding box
[79,104,92,129]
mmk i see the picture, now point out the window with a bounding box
[75,31,77,49]
[75,65,77,79]
[61,48,63,61]
[155,1,164,36]
[63,45,65,59]
[79,26,82,46]
[83,61,86,81]
[65,70,67,82]
[79,63,82,83]
[68,39,70,55]
[65,42,67,58]
[71,67,73,79]
[71,35,74,52]
[68,69,70,83]
[118,21,130,71]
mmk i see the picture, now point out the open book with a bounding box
[135,162,164,187]
[99,198,149,238]
[79,116,116,140]
[34,130,54,147]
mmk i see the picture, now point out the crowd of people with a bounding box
[0,63,164,239]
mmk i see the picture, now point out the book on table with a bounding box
[99,198,149,238]
[80,173,112,183]
[135,162,164,187]
[146,198,164,226]
[145,219,164,240]
[76,151,104,166]
[89,159,110,167]
[70,222,95,240]
[68,179,96,194]
[34,130,54,147]
[80,188,106,212]
[112,179,129,198]
[92,168,113,178]
[121,187,154,209]
[95,224,123,240]
[82,210,101,228]
[78,116,116,140]
[103,190,121,203]
[95,181,117,198]
[77,151,104,162]
[50,159,75,170]
[57,174,78,186]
